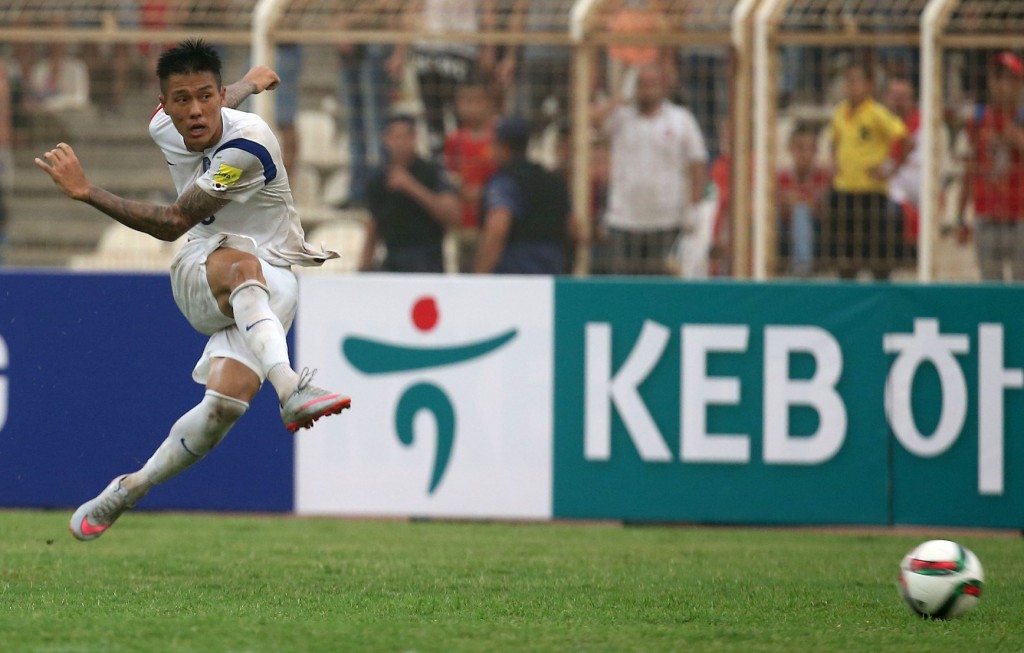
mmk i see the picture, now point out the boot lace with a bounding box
[296,367,318,392]
[91,478,133,523]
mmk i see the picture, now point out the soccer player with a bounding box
[34,40,351,541]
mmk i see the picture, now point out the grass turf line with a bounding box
[1,510,1021,652]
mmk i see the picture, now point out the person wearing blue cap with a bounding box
[475,115,571,274]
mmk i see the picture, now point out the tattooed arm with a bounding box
[35,143,229,241]
[224,65,281,109]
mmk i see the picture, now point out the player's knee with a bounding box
[204,391,249,427]
[227,258,267,290]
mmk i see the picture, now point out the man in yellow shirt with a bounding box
[828,61,909,279]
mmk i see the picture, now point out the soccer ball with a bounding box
[898,539,984,619]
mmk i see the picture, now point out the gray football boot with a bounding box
[280,368,351,433]
[69,475,136,541]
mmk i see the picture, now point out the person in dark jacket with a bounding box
[475,116,570,274]
[361,115,461,272]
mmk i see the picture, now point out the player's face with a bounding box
[160,71,227,153]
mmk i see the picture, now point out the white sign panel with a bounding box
[295,274,553,519]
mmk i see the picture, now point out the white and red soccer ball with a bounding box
[899,539,984,619]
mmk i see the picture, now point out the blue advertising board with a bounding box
[0,271,293,512]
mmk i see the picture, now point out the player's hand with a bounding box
[243,65,281,94]
[34,143,91,202]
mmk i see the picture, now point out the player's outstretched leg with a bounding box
[69,476,137,541]
[68,391,248,541]
[280,367,351,433]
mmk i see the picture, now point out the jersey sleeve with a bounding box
[196,137,279,203]
[148,106,171,140]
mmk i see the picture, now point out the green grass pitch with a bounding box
[1,510,1021,652]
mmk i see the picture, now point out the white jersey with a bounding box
[149,105,336,267]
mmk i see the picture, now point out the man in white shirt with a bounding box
[591,63,708,275]
[35,40,350,541]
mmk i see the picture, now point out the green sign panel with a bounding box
[553,280,1023,528]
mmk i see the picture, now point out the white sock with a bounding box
[229,281,299,403]
[138,391,248,489]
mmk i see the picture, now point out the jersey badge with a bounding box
[212,163,243,190]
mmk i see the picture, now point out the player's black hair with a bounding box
[156,39,223,94]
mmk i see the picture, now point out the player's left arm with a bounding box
[223,65,281,110]
[35,142,229,241]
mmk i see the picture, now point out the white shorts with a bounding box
[170,233,298,385]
